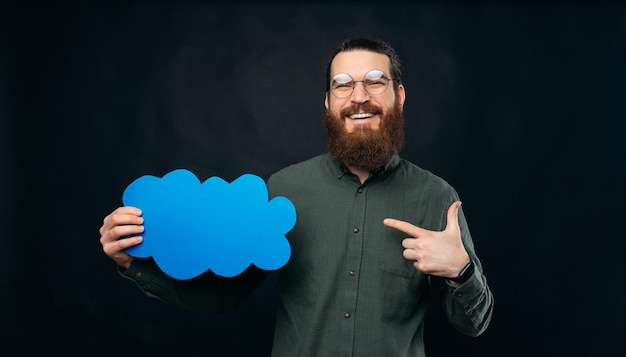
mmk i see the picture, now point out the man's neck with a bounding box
[346,165,370,184]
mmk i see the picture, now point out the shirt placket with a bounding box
[339,182,368,357]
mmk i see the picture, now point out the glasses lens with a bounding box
[331,73,353,98]
[363,69,389,95]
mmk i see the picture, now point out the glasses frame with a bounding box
[329,69,397,99]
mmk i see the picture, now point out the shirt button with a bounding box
[344,313,351,319]
[357,188,363,193]
[353,227,359,233]
[135,272,143,279]
[349,270,356,277]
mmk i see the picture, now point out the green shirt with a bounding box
[122,153,494,356]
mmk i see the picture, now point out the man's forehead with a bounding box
[330,50,391,77]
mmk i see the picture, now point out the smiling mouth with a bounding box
[348,113,374,120]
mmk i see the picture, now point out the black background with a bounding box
[1,1,625,356]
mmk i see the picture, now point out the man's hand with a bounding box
[383,201,470,282]
[99,206,144,269]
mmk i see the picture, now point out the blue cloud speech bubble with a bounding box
[121,169,295,280]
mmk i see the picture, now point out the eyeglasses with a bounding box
[329,69,396,98]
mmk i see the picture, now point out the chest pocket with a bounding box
[377,228,421,279]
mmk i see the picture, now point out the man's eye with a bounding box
[365,80,386,89]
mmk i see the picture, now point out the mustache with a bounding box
[339,103,383,117]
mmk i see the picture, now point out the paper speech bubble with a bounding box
[122,169,295,279]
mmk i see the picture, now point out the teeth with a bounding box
[349,113,374,119]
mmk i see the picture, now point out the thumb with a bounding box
[445,200,462,233]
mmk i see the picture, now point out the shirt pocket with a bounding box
[377,229,420,280]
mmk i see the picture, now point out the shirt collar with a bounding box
[331,153,401,180]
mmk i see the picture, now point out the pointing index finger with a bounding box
[383,218,424,237]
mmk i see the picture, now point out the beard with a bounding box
[324,99,405,172]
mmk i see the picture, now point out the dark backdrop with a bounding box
[2,1,625,356]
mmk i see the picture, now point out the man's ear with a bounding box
[397,84,406,110]
[324,92,329,109]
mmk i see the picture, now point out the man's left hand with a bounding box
[383,200,470,281]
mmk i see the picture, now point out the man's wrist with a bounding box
[449,259,474,284]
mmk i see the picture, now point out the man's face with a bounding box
[324,50,405,134]
[324,50,406,171]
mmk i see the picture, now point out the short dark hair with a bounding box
[325,37,403,91]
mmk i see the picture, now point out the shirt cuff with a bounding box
[118,258,160,283]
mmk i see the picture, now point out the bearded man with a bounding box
[99,37,494,357]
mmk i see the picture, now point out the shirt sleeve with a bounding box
[119,258,269,313]
[441,262,494,336]
[438,205,495,336]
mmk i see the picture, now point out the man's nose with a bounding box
[350,81,370,103]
